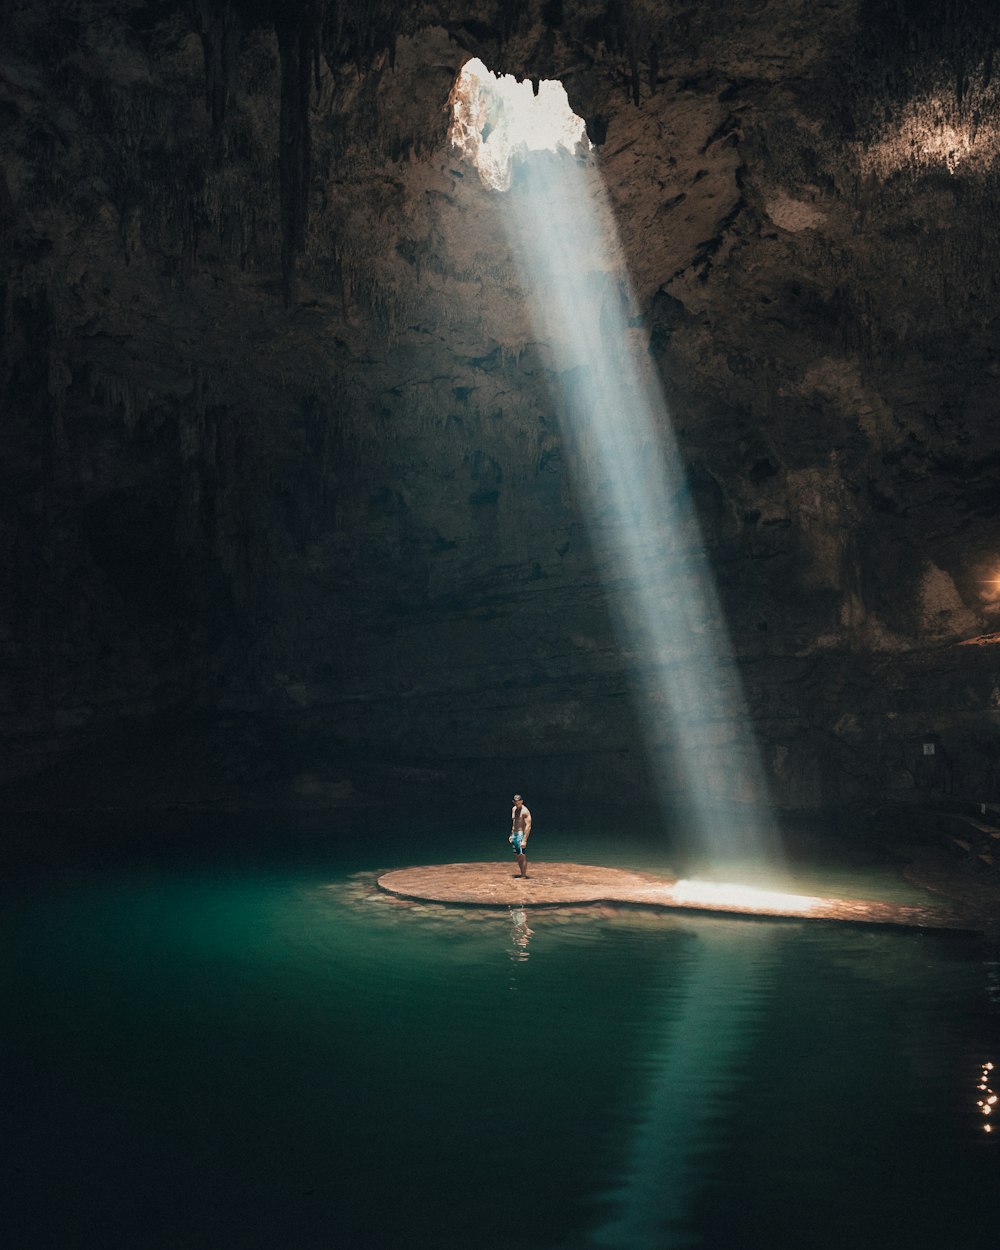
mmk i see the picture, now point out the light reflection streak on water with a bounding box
[589,923,778,1248]
[495,144,780,869]
[978,1060,996,1134]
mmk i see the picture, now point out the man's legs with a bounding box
[516,849,528,877]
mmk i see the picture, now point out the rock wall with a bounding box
[3,0,1000,816]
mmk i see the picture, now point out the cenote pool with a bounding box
[4,817,998,1249]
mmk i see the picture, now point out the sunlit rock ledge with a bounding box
[376,862,979,931]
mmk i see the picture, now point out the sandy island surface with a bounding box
[376,861,980,930]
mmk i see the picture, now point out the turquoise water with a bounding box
[4,821,998,1249]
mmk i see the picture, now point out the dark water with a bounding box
[4,818,998,1249]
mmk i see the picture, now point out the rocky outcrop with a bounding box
[3,1,1000,817]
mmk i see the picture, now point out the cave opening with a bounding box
[449,56,591,190]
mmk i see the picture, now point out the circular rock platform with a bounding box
[376,862,981,931]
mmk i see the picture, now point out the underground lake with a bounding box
[4,815,998,1250]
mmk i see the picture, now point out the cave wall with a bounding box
[3,0,1000,815]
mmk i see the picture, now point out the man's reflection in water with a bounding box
[508,907,534,965]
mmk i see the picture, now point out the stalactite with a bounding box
[322,0,403,76]
[194,0,243,155]
[856,0,1000,116]
[275,5,317,299]
[271,1,406,298]
[47,349,71,458]
[497,0,528,44]
[628,42,640,106]
[88,370,154,434]
[597,0,659,107]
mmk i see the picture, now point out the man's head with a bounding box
[513,794,523,805]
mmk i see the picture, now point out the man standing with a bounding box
[510,793,532,878]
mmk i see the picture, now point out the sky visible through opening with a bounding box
[450,60,780,875]
[450,57,591,190]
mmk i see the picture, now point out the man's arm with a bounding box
[522,808,532,840]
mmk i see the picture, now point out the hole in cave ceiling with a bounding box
[449,57,591,191]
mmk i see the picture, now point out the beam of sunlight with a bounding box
[452,62,780,869]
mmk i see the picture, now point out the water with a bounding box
[4,821,997,1249]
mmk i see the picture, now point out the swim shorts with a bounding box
[511,835,525,855]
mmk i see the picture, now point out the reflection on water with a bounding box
[591,922,778,1249]
[508,906,534,967]
[977,1061,996,1134]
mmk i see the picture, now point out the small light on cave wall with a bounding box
[449,57,591,191]
[979,569,1000,606]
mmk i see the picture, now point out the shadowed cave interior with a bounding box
[6,6,1000,1250]
[6,1,1000,846]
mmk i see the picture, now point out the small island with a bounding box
[376,861,978,931]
